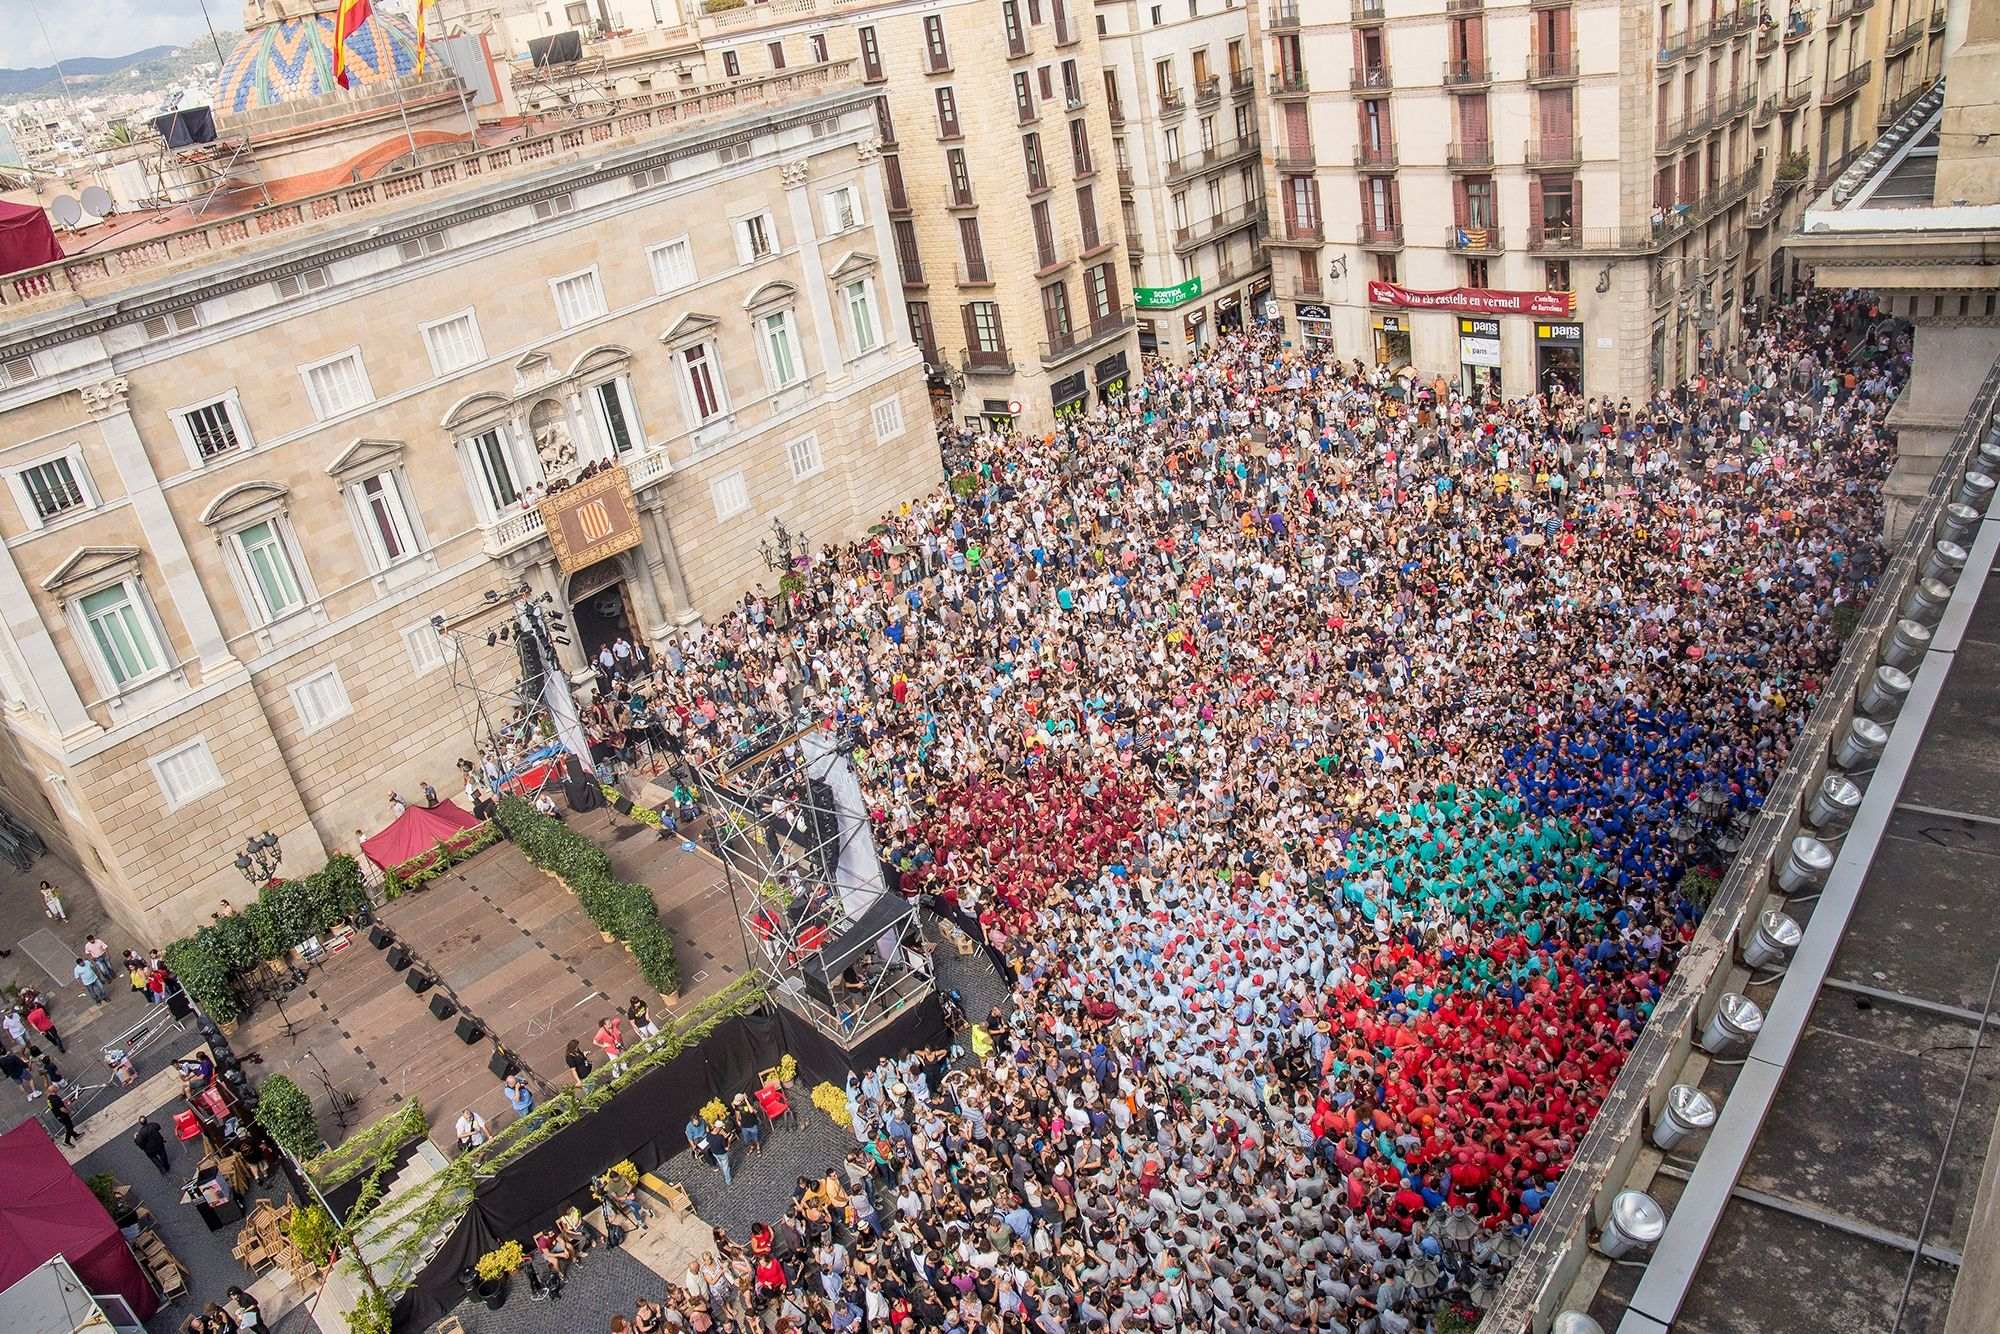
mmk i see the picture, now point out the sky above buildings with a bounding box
[16,1,420,65]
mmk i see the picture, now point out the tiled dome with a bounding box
[216,10,422,116]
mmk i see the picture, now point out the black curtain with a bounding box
[393,1208,497,1333]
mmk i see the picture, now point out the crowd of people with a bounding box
[523,289,1900,1331]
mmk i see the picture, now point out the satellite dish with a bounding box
[49,196,83,229]
[80,186,115,219]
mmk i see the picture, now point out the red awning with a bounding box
[360,799,482,870]
[0,201,63,278]
[0,1120,158,1321]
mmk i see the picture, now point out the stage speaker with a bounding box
[369,924,394,950]
[612,791,634,815]
[386,944,411,971]
[427,993,457,1020]
[405,969,433,994]
[455,1016,485,1044]
[166,989,193,1020]
[487,1049,517,1078]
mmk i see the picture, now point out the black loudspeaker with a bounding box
[405,970,433,994]
[166,989,193,1020]
[612,792,634,815]
[487,1049,517,1078]
[427,993,457,1020]
[386,945,410,971]
[369,924,394,949]
[455,1016,484,1044]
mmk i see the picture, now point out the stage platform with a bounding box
[230,811,754,1158]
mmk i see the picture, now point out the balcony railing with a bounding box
[1658,29,1691,64]
[1878,80,1929,126]
[1446,139,1494,170]
[1283,216,1325,242]
[1273,145,1316,173]
[1445,0,1484,10]
[1527,49,1580,84]
[1725,86,1756,120]
[1268,2,1301,29]
[1357,140,1398,167]
[1757,21,1779,53]
[1351,66,1392,93]
[1231,69,1255,95]
[1272,70,1311,96]
[1158,86,1185,114]
[1828,0,1871,23]
[1524,134,1581,168]
[1779,74,1813,109]
[1194,75,1222,104]
[1173,200,1266,250]
[960,347,1014,375]
[1358,221,1404,248]
[1931,1,1946,30]
[1442,59,1491,88]
[1445,223,1503,253]
[1526,220,1582,251]
[955,259,994,286]
[1351,0,1385,20]
[1040,311,1135,365]
[1784,13,1812,41]
[1823,62,1871,104]
[1116,165,1134,192]
[1886,16,1928,55]
[1166,132,1261,181]
[1753,94,1777,125]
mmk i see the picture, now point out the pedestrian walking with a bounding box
[46,1087,77,1146]
[25,1003,63,1053]
[133,1116,172,1174]
[40,880,66,921]
[74,958,109,1005]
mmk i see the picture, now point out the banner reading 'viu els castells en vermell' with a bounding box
[1366,281,1576,318]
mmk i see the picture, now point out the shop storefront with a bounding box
[978,397,1016,433]
[1216,293,1244,335]
[1183,306,1209,350]
[1535,321,1585,395]
[1372,313,1412,369]
[1138,319,1159,354]
[1457,316,1502,398]
[1051,371,1089,420]
[1134,279,1202,356]
[1249,276,1274,324]
[1295,302,1334,352]
[1094,352,1129,403]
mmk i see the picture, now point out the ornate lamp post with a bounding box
[234,831,283,886]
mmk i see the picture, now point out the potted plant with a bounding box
[698,1097,727,1130]
[474,1240,526,1309]
[777,1053,798,1088]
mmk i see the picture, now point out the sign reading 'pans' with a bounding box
[540,466,642,573]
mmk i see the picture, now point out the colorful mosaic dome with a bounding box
[216,10,422,116]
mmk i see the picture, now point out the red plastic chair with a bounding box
[754,1082,793,1129]
[172,1110,203,1141]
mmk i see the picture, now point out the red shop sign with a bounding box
[1366,280,1576,317]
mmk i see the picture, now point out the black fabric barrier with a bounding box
[777,991,947,1086]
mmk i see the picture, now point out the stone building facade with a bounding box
[1249,0,1948,401]
[0,53,936,941]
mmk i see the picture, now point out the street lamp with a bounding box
[234,831,282,885]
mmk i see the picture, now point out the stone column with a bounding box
[856,138,914,349]
[782,159,847,387]
[616,544,667,643]
[0,548,97,742]
[520,559,591,676]
[640,503,699,627]
[81,378,239,679]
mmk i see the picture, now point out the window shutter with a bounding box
[1286,103,1310,155]
[1570,174,1581,230]
[1529,177,1544,238]
[1387,178,1400,224]
[1464,17,1484,66]
[1352,28,1364,76]
[1452,179,1468,229]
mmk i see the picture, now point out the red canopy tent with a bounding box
[0,1121,158,1321]
[0,201,63,278]
[360,798,483,870]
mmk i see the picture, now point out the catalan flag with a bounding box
[1455,227,1490,250]
[332,0,375,90]
[415,0,439,75]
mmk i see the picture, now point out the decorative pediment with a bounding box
[659,312,720,347]
[827,250,877,282]
[326,437,406,482]
[512,350,557,394]
[742,280,797,312]
[567,344,633,381]
[440,390,513,431]
[199,480,289,528]
[41,546,142,595]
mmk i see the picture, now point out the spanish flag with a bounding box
[332,0,374,90]
[415,0,439,75]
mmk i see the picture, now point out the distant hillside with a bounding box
[0,46,178,98]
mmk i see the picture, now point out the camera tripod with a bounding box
[299,1048,357,1132]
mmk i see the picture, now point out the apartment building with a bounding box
[0,6,935,941]
[1249,0,1947,401]
[1096,0,1273,360]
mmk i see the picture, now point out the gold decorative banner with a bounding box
[540,467,642,573]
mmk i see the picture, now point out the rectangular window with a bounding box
[1014,71,1035,124]
[17,455,88,523]
[1076,185,1100,251]
[1032,200,1057,268]
[1087,264,1114,321]
[761,311,802,387]
[967,301,1003,353]
[786,433,824,480]
[150,738,222,809]
[355,472,416,567]
[893,219,924,283]
[959,217,988,278]
[767,41,786,70]
[1023,132,1047,191]
[403,621,448,674]
[858,26,882,79]
[737,213,776,263]
[291,667,351,733]
[81,582,161,688]
[468,428,521,513]
[872,395,906,443]
[184,400,244,462]
[907,302,937,362]
[1063,59,1082,106]
[551,269,606,329]
[936,87,962,138]
[301,349,372,419]
[1070,119,1093,174]
[711,470,749,520]
[682,343,727,423]
[1004,1,1025,54]
[421,310,484,374]
[822,184,863,233]
[142,308,200,341]
[530,194,574,221]
[947,148,973,205]
[1041,280,1073,343]
[722,50,740,77]
[809,33,828,63]
[397,232,448,263]
[272,268,329,300]
[595,379,637,453]
[648,236,696,292]
[924,15,951,70]
[844,280,880,352]
[236,519,304,621]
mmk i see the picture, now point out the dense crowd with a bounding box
[551,289,1902,1331]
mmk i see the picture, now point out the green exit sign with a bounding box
[1134,276,1204,309]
